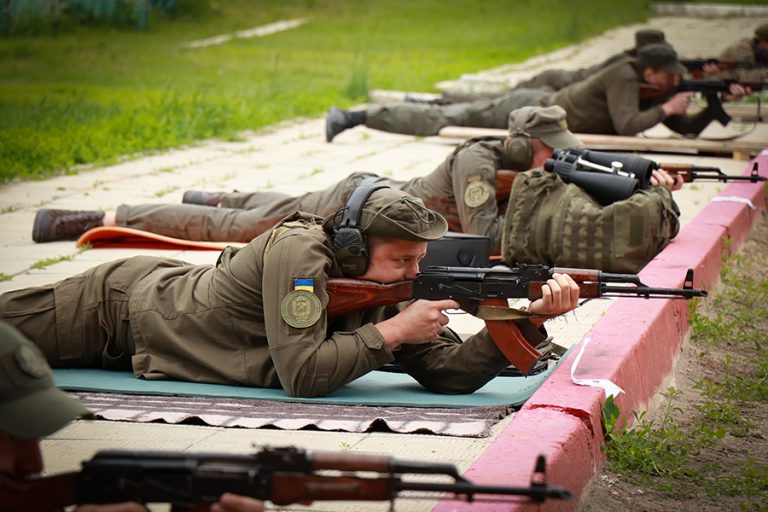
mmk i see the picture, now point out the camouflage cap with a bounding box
[0,322,91,439]
[756,23,768,41]
[508,105,583,149]
[634,29,666,49]
[324,187,448,241]
[638,43,686,76]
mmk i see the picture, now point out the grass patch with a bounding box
[30,253,76,269]
[599,218,768,510]
[0,0,650,182]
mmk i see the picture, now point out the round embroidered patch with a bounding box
[280,290,322,328]
[464,180,491,208]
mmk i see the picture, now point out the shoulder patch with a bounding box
[464,179,491,208]
[281,290,322,328]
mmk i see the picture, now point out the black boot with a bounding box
[32,209,105,243]
[325,107,366,142]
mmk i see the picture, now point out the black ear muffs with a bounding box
[505,135,534,170]
[332,177,390,276]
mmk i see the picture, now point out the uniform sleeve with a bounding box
[262,230,394,398]
[393,320,548,394]
[605,73,666,136]
[452,146,504,253]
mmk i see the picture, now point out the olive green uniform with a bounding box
[114,173,378,242]
[553,58,717,136]
[365,88,548,137]
[1,213,539,397]
[112,142,511,252]
[364,59,719,137]
[718,38,768,81]
[510,51,631,92]
[401,139,509,253]
[440,52,633,104]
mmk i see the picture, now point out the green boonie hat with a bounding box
[508,105,583,149]
[0,322,91,439]
[756,23,768,41]
[638,43,686,76]
[634,29,665,49]
[324,187,448,241]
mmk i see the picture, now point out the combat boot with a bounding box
[32,209,105,243]
[325,107,366,142]
[182,190,225,207]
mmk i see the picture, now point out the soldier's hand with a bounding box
[651,169,684,191]
[662,92,693,116]
[528,273,580,316]
[377,299,459,348]
[723,82,749,102]
[702,62,720,76]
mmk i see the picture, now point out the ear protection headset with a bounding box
[505,131,534,171]
[332,177,390,276]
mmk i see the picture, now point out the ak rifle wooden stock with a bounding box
[327,264,707,373]
[0,448,571,512]
[495,169,519,201]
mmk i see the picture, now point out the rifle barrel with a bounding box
[601,284,707,299]
[396,480,572,502]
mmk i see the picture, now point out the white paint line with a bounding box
[182,18,308,49]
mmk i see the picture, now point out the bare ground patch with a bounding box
[581,211,768,512]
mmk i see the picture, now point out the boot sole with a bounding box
[32,209,52,243]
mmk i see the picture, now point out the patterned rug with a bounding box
[70,391,512,438]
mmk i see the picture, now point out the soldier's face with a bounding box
[359,237,427,283]
[643,68,679,88]
[0,432,43,478]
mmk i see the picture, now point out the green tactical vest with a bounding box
[501,169,680,273]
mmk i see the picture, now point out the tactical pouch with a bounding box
[501,170,680,273]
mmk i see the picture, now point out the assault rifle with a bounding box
[681,58,757,79]
[532,148,766,206]
[639,79,766,125]
[327,264,707,373]
[0,447,571,511]
[655,161,766,184]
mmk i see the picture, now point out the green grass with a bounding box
[0,0,650,182]
[601,227,768,510]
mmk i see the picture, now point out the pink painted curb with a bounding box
[433,151,767,512]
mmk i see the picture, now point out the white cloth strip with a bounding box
[710,196,756,210]
[570,337,624,398]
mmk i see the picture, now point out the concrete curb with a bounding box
[433,150,768,511]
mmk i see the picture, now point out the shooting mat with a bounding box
[77,226,247,250]
[54,361,566,437]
